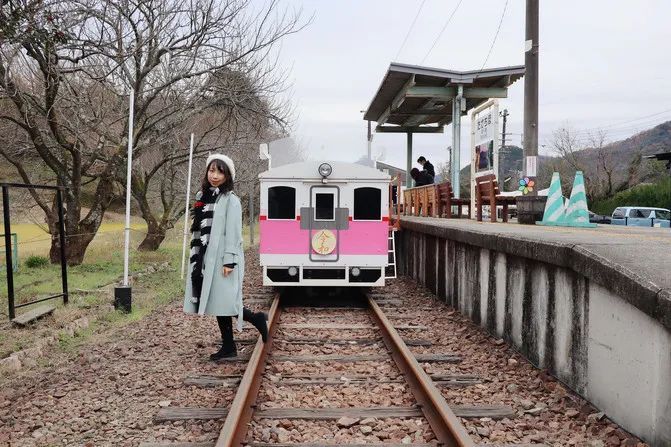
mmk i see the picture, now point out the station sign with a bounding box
[470,100,500,217]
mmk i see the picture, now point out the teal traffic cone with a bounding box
[537,172,566,226]
[563,171,597,228]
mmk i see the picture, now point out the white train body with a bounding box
[259,161,391,287]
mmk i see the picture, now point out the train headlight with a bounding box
[318,163,332,178]
[350,267,361,277]
[288,266,298,277]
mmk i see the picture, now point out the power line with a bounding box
[477,0,509,74]
[568,108,671,136]
[420,0,464,65]
[508,109,671,142]
[394,0,428,61]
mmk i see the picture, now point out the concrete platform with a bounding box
[400,217,671,330]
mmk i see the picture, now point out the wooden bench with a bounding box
[475,174,516,222]
[435,182,470,218]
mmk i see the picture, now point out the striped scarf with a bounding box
[189,187,221,305]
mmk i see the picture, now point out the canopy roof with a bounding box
[364,63,525,130]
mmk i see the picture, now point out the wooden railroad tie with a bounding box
[183,375,241,388]
[270,353,462,363]
[279,323,428,330]
[249,445,548,447]
[154,404,515,422]
[141,443,547,447]
[141,444,439,447]
[139,443,216,447]
[276,336,432,346]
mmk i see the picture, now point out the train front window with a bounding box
[268,186,295,219]
[315,193,335,220]
[354,187,381,220]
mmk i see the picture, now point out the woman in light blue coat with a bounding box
[184,154,267,360]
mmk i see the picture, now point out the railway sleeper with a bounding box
[154,404,515,422]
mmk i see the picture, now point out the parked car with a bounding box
[611,206,671,228]
[588,211,611,224]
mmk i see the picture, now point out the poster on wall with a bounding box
[475,140,494,173]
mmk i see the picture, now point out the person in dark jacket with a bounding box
[417,156,435,179]
[410,168,434,186]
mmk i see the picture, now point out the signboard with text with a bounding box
[470,100,500,217]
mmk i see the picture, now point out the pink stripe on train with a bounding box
[259,220,388,255]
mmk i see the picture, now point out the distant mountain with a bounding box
[459,120,671,198]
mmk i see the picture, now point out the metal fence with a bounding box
[1,183,68,320]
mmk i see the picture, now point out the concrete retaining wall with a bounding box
[398,223,671,446]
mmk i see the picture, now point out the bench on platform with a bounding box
[435,182,470,218]
[475,174,516,222]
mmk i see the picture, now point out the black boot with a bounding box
[212,316,237,360]
[243,308,268,343]
[209,345,237,361]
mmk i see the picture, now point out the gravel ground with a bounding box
[0,251,270,447]
[378,277,648,447]
[0,250,649,447]
[247,417,436,444]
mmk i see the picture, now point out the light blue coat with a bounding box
[184,192,245,330]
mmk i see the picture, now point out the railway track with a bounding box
[144,290,549,447]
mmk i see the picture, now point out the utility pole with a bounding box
[518,0,545,224]
[500,109,509,149]
[499,109,509,189]
[523,0,539,192]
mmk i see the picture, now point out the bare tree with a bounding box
[550,126,585,172]
[549,126,603,200]
[436,161,451,183]
[589,130,616,197]
[0,0,305,263]
[130,66,294,250]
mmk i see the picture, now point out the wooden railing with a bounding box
[402,182,470,218]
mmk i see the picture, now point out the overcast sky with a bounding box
[270,0,671,169]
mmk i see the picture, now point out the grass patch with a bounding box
[24,255,49,269]
[0,219,258,360]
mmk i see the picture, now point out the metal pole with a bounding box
[367,120,373,165]
[2,186,15,320]
[406,132,413,187]
[180,133,195,279]
[501,109,509,149]
[451,86,463,197]
[523,0,539,194]
[249,182,254,246]
[123,89,134,286]
[500,108,509,185]
[56,189,68,305]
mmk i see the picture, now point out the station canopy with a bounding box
[364,63,525,132]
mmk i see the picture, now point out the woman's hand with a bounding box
[222,266,233,277]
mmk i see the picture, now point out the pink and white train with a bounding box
[259,161,391,287]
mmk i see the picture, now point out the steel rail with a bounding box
[215,294,281,447]
[368,297,475,447]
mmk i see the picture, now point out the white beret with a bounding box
[206,153,235,181]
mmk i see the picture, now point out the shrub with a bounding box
[24,255,50,269]
[592,178,671,216]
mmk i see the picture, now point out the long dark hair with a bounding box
[201,158,234,194]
